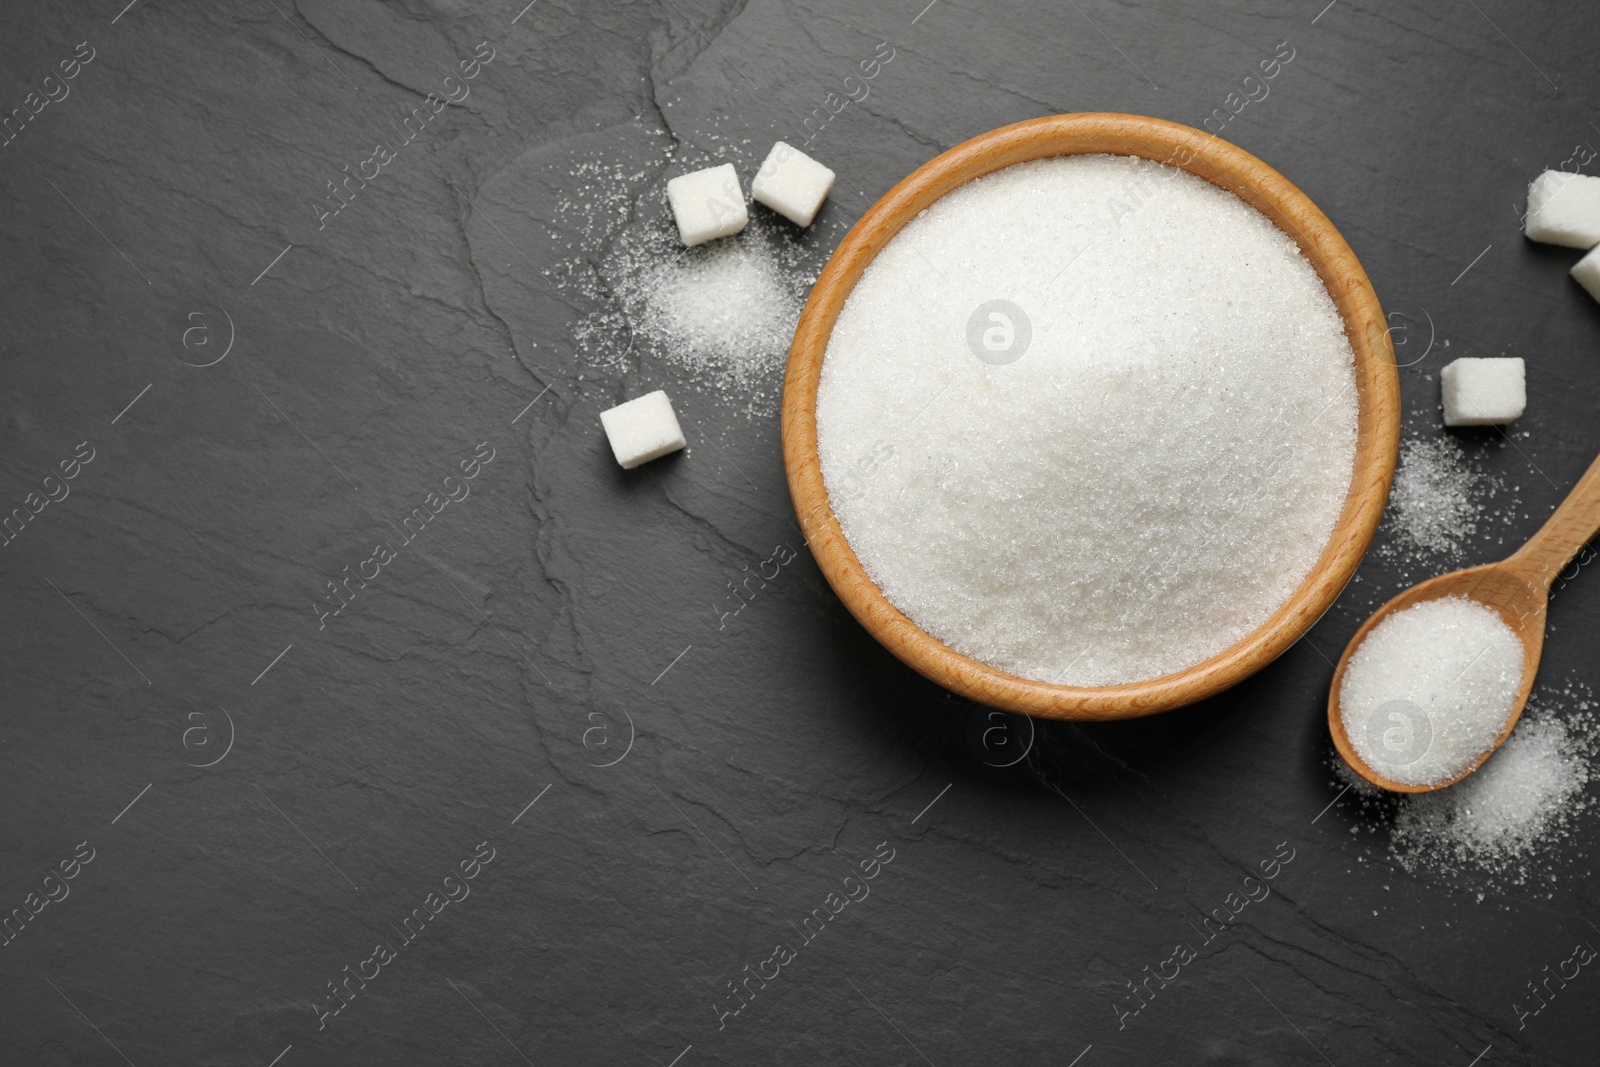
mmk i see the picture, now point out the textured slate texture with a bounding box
[2,1,1598,1065]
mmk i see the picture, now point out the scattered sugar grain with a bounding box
[551,155,661,251]
[816,154,1358,685]
[1339,596,1523,787]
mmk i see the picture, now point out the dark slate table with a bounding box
[3,1,1597,1064]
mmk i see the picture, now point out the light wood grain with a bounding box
[1330,450,1600,792]
[781,113,1400,721]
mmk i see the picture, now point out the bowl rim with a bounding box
[781,112,1400,720]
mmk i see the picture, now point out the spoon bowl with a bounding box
[1328,562,1547,793]
[1330,450,1600,792]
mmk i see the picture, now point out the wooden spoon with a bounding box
[1329,450,1600,793]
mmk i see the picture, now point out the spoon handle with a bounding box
[1507,449,1600,588]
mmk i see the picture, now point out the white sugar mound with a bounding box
[1339,596,1524,787]
[815,154,1358,686]
[1328,680,1597,893]
[1371,427,1524,585]
[548,144,815,416]
[1388,435,1482,556]
[637,236,800,388]
[570,209,808,415]
[1393,714,1592,878]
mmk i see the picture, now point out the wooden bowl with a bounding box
[780,113,1399,721]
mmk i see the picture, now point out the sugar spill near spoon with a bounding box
[1329,449,1600,793]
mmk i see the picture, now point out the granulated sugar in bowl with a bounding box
[782,115,1399,720]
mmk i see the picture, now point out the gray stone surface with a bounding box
[2,1,1598,1064]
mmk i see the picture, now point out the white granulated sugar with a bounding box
[815,154,1358,685]
[555,148,811,416]
[552,156,659,251]
[1391,711,1594,883]
[1373,428,1522,581]
[1339,596,1524,787]
[1386,434,1483,556]
[1329,679,1597,894]
[637,230,802,389]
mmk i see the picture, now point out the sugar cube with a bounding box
[752,141,836,227]
[1524,170,1600,248]
[600,390,686,469]
[666,163,747,247]
[1440,357,1525,427]
[1572,244,1600,303]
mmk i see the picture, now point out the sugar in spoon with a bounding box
[1329,450,1600,792]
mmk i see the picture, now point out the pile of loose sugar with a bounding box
[569,201,810,414]
[1371,427,1524,583]
[550,140,818,415]
[815,154,1358,686]
[1339,596,1524,787]
[1391,715,1590,878]
[1386,434,1484,555]
[636,230,803,385]
[1329,680,1597,893]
